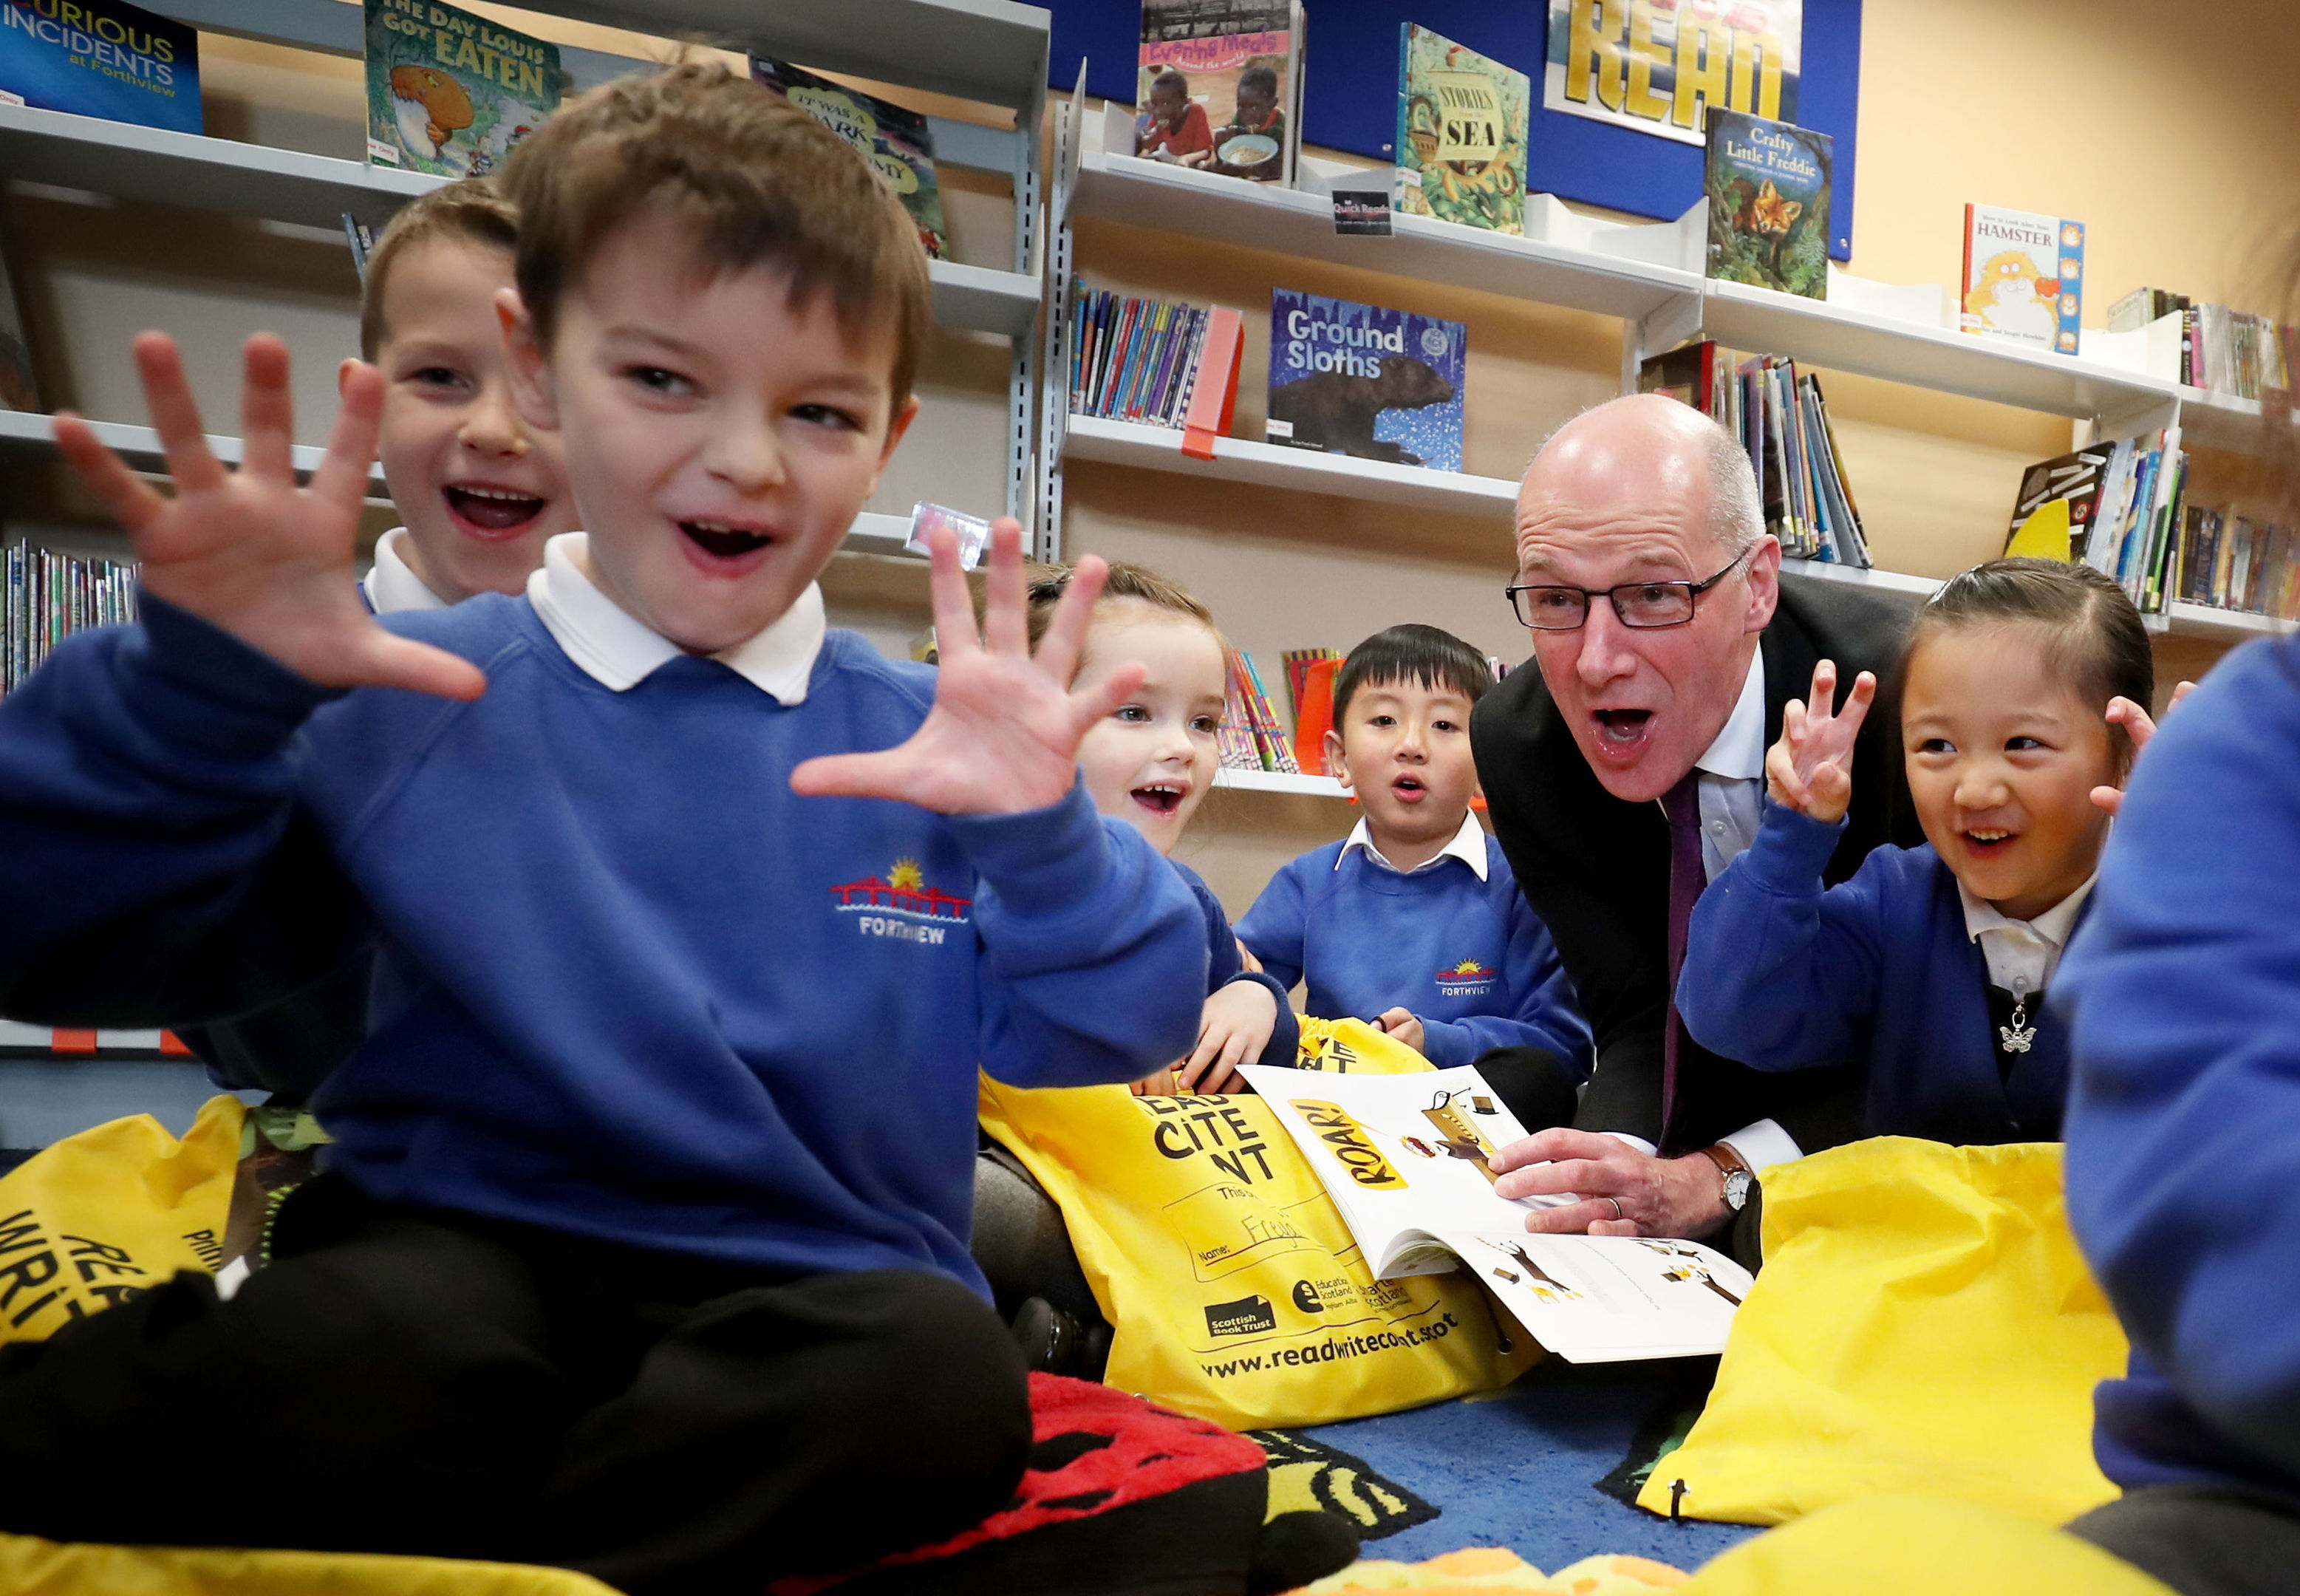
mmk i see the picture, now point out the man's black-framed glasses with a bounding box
[1504,548,1752,631]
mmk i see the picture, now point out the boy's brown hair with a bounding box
[496,61,932,406]
[1021,561,1219,649]
[358,174,521,361]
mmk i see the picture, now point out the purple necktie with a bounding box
[1661,770,1707,1149]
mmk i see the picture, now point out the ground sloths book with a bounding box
[1393,25,1528,236]
[1266,288,1466,474]
[1136,0,1303,186]
[751,58,948,261]
[0,0,198,134]
[364,0,560,178]
[1704,109,1829,300]
[1962,205,2084,356]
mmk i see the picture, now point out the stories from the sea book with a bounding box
[1704,109,1830,300]
[0,0,198,134]
[1393,24,1529,236]
[364,0,561,178]
[1266,288,1466,474]
[751,58,948,260]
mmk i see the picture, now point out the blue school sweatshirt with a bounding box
[2058,636,2300,1504]
[1170,858,1299,1068]
[1233,833,1591,1074]
[1678,804,2073,1145]
[0,596,1206,1295]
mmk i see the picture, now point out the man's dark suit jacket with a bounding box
[1470,572,1925,1158]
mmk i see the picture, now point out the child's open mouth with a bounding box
[1131,782,1187,816]
[443,482,547,538]
[1391,774,1427,804]
[1961,828,2019,860]
[679,519,775,559]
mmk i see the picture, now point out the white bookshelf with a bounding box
[1781,556,2298,639]
[1214,766,1348,798]
[1060,414,1517,518]
[1777,556,1942,601]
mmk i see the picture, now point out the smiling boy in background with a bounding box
[1238,624,1591,1122]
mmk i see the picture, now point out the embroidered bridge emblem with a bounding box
[833,858,972,944]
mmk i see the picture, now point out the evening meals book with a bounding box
[364,0,561,178]
[1136,0,1304,186]
[1238,1064,1752,1361]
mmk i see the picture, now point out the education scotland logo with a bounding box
[830,857,972,946]
[1433,958,1496,998]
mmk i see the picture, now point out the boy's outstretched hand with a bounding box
[54,332,485,700]
[2090,682,2195,816]
[1765,658,1875,825]
[794,519,1139,815]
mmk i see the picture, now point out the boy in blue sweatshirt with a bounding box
[2057,632,2300,1596]
[1678,559,2159,1146]
[0,65,1204,1592]
[1237,625,1591,1116]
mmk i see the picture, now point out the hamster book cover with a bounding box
[364,0,560,178]
[1704,109,1831,300]
[1963,205,2084,356]
[0,0,199,134]
[1266,289,1466,474]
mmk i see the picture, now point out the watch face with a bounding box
[1723,1169,1752,1211]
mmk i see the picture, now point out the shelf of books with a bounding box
[1784,557,2298,640]
[1060,415,1515,519]
[0,409,389,491]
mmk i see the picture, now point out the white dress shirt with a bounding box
[361,528,451,615]
[1337,809,1489,881]
[527,533,825,703]
[1959,873,2096,998]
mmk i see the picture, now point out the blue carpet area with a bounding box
[1300,1357,1761,1574]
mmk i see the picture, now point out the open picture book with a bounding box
[1237,1064,1751,1362]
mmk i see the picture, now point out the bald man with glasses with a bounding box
[1472,394,1923,1249]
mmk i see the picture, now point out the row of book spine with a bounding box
[1068,284,1212,429]
[2079,434,2189,614]
[4,542,139,696]
[1220,649,1300,774]
[2174,508,2300,621]
[2109,290,2296,400]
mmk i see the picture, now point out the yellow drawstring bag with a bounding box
[1679,1496,2174,1596]
[0,1532,619,1596]
[979,1017,1537,1430]
[0,1095,245,1346]
[1635,1138,2126,1528]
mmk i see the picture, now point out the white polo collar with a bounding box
[362,528,451,615]
[1338,807,1489,881]
[1695,647,1767,781]
[526,533,825,703]
[1959,872,2096,952]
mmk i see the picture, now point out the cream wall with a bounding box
[2,0,2293,914]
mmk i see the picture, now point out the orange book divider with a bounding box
[1181,307,1243,461]
[49,1029,98,1055]
[1292,657,1340,774]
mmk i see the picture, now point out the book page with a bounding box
[1239,1065,1564,1273]
[1439,1230,1751,1363]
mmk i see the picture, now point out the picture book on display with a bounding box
[1267,288,1465,474]
[751,58,947,260]
[364,0,560,178]
[1392,25,1528,236]
[0,0,198,134]
[2003,432,2188,613]
[1962,205,2084,356]
[1704,110,1830,301]
[1238,1064,1751,1361]
[1136,0,1304,186]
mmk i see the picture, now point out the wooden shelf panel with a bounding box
[1065,152,1700,326]
[0,105,1038,336]
[1060,414,1518,518]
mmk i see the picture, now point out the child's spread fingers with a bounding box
[1809,658,1836,714]
[921,525,977,658]
[1068,658,1145,741]
[789,749,901,801]
[1834,671,1877,738]
[131,333,227,496]
[238,334,298,483]
[2089,784,2126,817]
[52,415,168,536]
[1032,553,1109,689]
[309,359,385,515]
[977,519,1029,656]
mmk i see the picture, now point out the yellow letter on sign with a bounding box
[1731,29,1787,122]
[1625,0,1673,123]
[1673,16,1731,132]
[1566,0,1625,115]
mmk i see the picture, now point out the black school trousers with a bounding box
[0,1174,1031,1595]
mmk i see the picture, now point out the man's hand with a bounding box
[792,520,1137,814]
[53,332,484,700]
[1488,1128,1731,1239]
[1370,1007,1425,1055]
[1764,658,1874,825]
[2091,682,2195,816]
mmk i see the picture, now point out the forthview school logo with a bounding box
[1433,958,1497,998]
[831,857,972,947]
